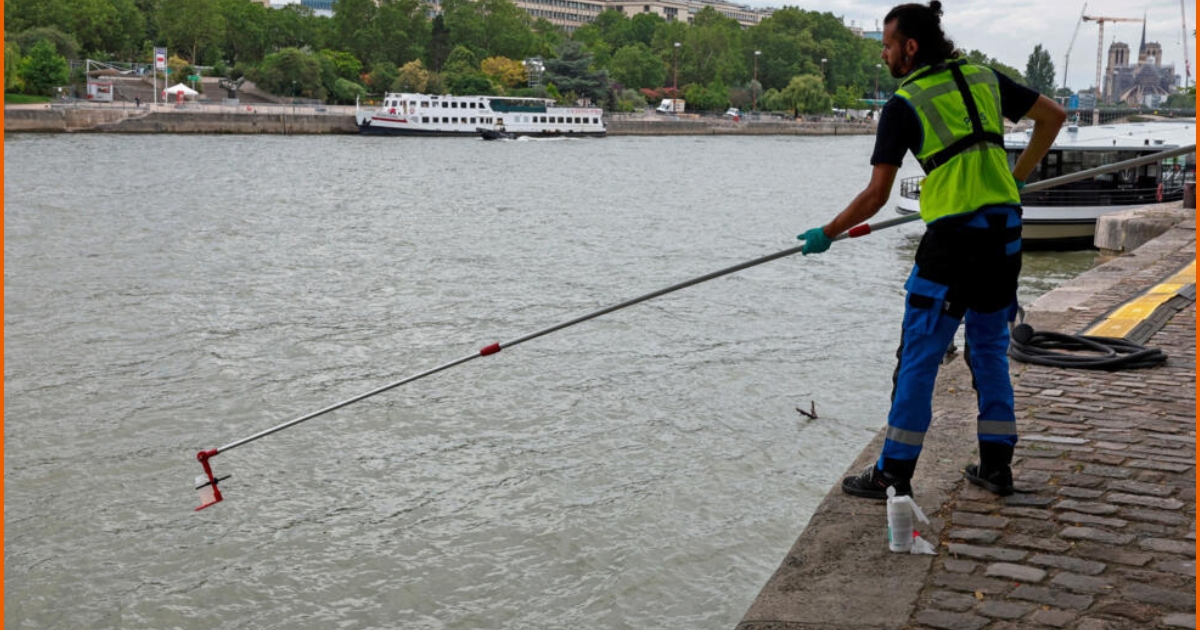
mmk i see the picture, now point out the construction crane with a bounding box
[1180,0,1192,89]
[1082,13,1144,122]
[1062,3,1087,91]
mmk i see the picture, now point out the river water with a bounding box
[4,133,1094,629]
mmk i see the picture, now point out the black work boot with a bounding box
[842,458,915,500]
[964,441,1014,496]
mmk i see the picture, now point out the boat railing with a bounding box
[898,144,1196,206]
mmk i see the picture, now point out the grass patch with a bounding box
[5,93,52,104]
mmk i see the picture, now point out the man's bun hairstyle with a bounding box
[885,1,957,65]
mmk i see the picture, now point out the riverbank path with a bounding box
[738,215,1195,630]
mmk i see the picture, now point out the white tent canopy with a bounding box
[163,83,198,96]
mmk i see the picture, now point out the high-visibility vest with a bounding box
[895,59,1020,224]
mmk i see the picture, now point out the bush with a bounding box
[18,40,69,96]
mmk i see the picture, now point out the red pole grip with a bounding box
[480,343,502,356]
[847,224,872,238]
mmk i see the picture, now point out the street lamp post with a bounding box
[820,57,827,83]
[673,42,681,102]
[753,50,761,112]
[875,63,881,101]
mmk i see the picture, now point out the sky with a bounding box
[744,0,1197,91]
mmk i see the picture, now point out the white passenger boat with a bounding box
[355,92,606,138]
[895,121,1196,249]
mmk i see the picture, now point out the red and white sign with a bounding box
[155,47,167,70]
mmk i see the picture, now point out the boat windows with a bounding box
[422,117,429,123]
[421,101,429,107]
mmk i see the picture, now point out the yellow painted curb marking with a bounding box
[1083,260,1196,339]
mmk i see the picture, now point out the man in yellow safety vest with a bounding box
[798,1,1065,500]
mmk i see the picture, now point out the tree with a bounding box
[155,0,225,63]
[252,47,325,100]
[543,40,609,105]
[315,49,363,100]
[428,14,452,72]
[478,0,536,60]
[609,43,665,90]
[216,0,271,65]
[330,0,377,63]
[18,39,69,95]
[964,49,1023,83]
[831,84,860,109]
[395,59,430,92]
[376,0,428,66]
[6,41,23,91]
[330,78,367,104]
[776,74,830,116]
[1024,44,1055,96]
[481,56,526,90]
[366,61,399,93]
[6,0,143,58]
[12,27,81,61]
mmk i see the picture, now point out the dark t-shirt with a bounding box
[870,67,1041,167]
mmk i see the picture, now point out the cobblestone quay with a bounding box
[738,217,1195,630]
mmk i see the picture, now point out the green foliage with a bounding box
[251,47,326,100]
[448,73,493,95]
[5,93,52,103]
[375,0,429,66]
[612,87,647,112]
[6,0,143,58]
[18,39,70,96]
[6,41,23,91]
[331,77,367,104]
[965,49,1023,83]
[609,43,665,90]
[330,0,377,64]
[215,0,271,65]
[1024,44,1055,96]
[778,74,830,115]
[12,27,81,60]
[543,40,609,105]
[394,60,430,92]
[367,61,400,93]
[683,81,730,111]
[831,84,860,109]
[156,0,226,63]
[315,49,363,100]
[1165,90,1195,109]
[443,45,479,77]
[2,0,1038,110]
[481,56,527,90]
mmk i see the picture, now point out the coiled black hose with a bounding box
[1007,323,1167,370]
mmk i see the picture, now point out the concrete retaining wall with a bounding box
[1093,201,1196,255]
[7,106,873,137]
[5,107,357,134]
[607,119,873,136]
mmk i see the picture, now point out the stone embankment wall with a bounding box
[5,106,357,134]
[609,118,874,136]
[6,106,875,136]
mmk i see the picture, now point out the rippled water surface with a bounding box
[5,133,1093,629]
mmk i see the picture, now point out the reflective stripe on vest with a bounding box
[896,60,1020,223]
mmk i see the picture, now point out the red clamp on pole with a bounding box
[847,224,872,238]
[195,448,225,511]
[480,342,502,356]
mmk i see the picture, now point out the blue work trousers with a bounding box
[878,206,1021,469]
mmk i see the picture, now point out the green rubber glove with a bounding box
[798,226,832,255]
